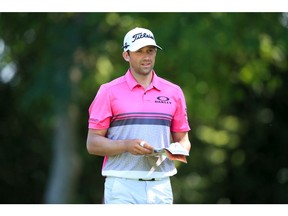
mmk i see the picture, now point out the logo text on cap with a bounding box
[132,32,154,43]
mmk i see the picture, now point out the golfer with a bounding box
[86,27,191,204]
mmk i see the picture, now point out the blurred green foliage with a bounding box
[0,13,288,204]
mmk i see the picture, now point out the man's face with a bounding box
[127,46,157,76]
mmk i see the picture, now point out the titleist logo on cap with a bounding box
[132,32,155,43]
[123,27,162,51]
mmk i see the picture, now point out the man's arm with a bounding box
[86,128,154,156]
[171,131,191,153]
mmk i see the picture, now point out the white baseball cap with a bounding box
[122,27,162,52]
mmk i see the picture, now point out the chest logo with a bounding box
[155,96,172,104]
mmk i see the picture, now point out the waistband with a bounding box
[138,178,163,181]
[107,176,168,181]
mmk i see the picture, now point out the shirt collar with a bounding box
[125,69,162,91]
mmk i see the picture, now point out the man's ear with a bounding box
[122,51,130,62]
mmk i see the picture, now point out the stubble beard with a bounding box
[137,61,155,76]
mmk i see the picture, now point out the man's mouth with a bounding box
[142,62,151,67]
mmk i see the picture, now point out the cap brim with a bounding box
[129,44,162,52]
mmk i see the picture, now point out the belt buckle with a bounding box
[138,178,156,181]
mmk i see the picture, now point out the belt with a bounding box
[138,178,162,181]
[107,176,166,181]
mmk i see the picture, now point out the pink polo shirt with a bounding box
[88,69,190,179]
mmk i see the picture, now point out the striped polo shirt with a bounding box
[88,69,190,179]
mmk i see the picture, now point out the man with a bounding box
[86,27,191,204]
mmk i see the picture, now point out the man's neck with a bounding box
[130,69,154,89]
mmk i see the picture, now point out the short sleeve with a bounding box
[88,84,112,129]
[171,87,191,132]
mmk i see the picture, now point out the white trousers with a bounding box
[104,176,173,204]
